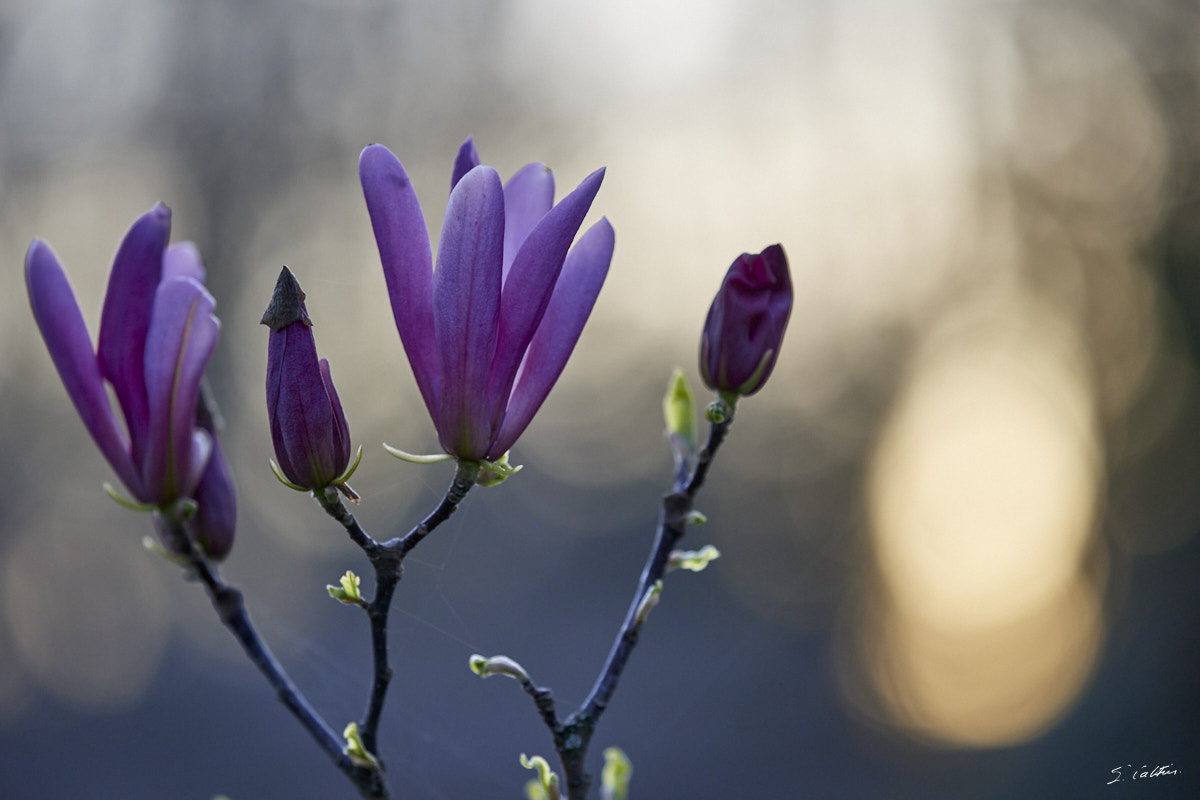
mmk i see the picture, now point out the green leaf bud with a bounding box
[668,544,721,573]
[342,721,379,769]
[601,747,633,800]
[634,580,663,626]
[705,396,736,424]
[327,570,364,606]
[520,753,561,800]
[662,368,697,451]
[468,653,530,682]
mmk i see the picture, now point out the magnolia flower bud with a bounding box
[191,432,236,560]
[186,380,236,560]
[262,267,353,493]
[699,245,792,397]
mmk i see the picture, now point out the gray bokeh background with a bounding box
[2,1,1199,798]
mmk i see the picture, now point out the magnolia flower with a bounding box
[699,245,792,398]
[359,138,615,462]
[26,205,235,556]
[262,266,356,495]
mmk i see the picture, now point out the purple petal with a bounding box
[97,204,170,466]
[266,321,338,487]
[266,361,300,486]
[451,136,481,192]
[164,242,206,283]
[25,240,142,496]
[432,164,505,459]
[186,429,213,498]
[321,358,352,467]
[141,278,219,502]
[359,144,441,420]
[485,168,604,438]
[488,217,614,459]
[502,163,555,281]
[191,434,236,560]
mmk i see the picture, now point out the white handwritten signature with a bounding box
[1107,764,1180,785]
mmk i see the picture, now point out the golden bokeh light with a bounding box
[855,571,1104,747]
[861,296,1105,744]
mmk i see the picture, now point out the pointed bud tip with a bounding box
[260,266,312,330]
[582,166,607,190]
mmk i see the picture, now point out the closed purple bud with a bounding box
[190,437,236,559]
[190,383,236,560]
[699,245,793,397]
[263,267,352,491]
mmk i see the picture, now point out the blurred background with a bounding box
[2,0,1199,797]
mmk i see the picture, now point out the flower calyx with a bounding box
[472,452,522,487]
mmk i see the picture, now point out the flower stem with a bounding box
[317,460,477,760]
[157,515,389,799]
[396,460,479,555]
[501,419,732,798]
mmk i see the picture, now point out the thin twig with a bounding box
[318,491,381,555]
[520,676,561,733]
[396,460,478,555]
[578,420,731,726]
[501,418,732,798]
[360,559,401,755]
[158,515,389,799]
[317,460,479,759]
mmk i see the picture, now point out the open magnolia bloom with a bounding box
[25,204,235,558]
[359,138,615,463]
